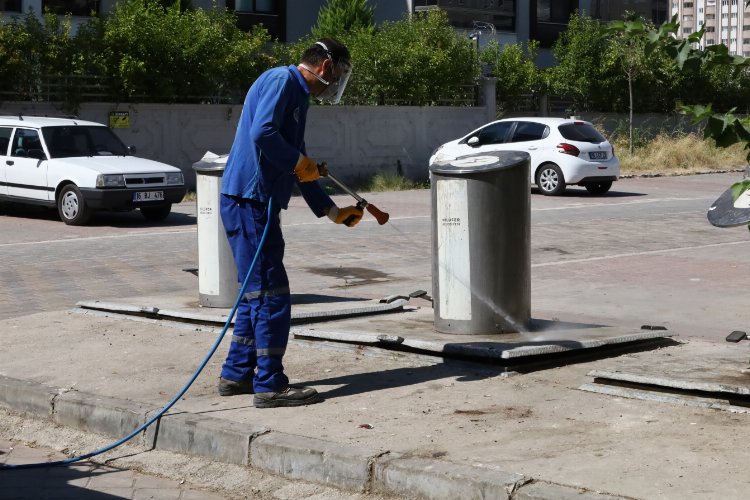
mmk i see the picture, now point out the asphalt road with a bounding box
[2,172,748,341]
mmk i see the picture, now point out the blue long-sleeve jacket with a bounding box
[221,65,333,216]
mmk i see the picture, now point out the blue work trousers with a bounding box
[219,194,290,393]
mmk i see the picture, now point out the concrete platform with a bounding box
[75,296,676,375]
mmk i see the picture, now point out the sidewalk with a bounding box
[0,439,227,500]
[2,175,750,499]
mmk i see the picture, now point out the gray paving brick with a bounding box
[133,488,182,499]
[87,468,135,489]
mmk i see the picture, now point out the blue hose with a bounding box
[0,197,273,471]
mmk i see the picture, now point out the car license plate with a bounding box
[589,151,607,160]
[133,191,164,202]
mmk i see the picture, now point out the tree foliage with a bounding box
[548,12,610,112]
[480,39,543,112]
[0,10,75,99]
[287,9,479,105]
[311,0,375,40]
[100,0,271,102]
[0,1,272,105]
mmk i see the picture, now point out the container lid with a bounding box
[192,163,226,174]
[429,151,529,175]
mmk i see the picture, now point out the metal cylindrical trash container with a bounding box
[430,151,530,334]
[193,157,239,307]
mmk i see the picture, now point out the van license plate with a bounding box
[133,191,164,202]
[589,151,607,160]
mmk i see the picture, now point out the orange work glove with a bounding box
[327,205,364,227]
[294,154,321,182]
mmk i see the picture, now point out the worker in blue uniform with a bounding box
[218,38,360,408]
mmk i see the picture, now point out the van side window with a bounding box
[0,127,12,156]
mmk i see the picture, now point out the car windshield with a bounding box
[41,126,129,158]
[558,123,606,143]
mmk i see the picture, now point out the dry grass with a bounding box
[612,132,748,175]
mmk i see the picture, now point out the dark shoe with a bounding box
[218,377,254,396]
[253,386,320,408]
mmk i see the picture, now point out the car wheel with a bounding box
[57,184,92,225]
[140,204,172,221]
[536,164,566,196]
[585,181,613,195]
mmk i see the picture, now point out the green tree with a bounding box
[548,11,609,112]
[311,0,375,40]
[347,10,478,105]
[605,16,656,154]
[99,0,271,102]
[0,10,76,101]
[480,40,543,114]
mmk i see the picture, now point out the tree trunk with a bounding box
[629,73,634,156]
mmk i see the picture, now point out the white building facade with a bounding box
[672,0,750,56]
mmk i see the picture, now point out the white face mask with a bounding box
[299,42,352,104]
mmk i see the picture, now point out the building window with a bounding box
[707,38,715,44]
[0,0,22,11]
[532,0,576,48]
[592,0,670,25]
[743,38,750,44]
[413,0,516,33]
[683,1,693,7]
[683,27,693,33]
[42,1,99,16]
[706,26,715,31]
[233,0,276,13]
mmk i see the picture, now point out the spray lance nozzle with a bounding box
[317,162,390,225]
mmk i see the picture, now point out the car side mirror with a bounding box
[127,145,137,155]
[27,149,47,161]
[467,136,480,147]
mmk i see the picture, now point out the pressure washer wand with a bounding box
[321,166,390,225]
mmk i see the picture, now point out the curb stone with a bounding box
[372,453,527,499]
[53,390,154,449]
[512,481,628,500]
[153,410,269,465]
[0,375,628,499]
[0,376,58,417]
[250,432,376,492]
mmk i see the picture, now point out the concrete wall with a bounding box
[0,89,699,191]
[0,85,496,189]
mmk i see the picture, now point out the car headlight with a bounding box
[96,174,125,188]
[165,172,184,185]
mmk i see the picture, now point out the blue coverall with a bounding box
[220,65,334,393]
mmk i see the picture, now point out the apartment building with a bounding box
[671,0,750,56]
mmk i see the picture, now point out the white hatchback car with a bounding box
[0,115,186,225]
[429,117,620,195]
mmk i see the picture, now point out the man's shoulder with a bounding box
[259,65,295,83]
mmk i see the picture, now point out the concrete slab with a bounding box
[579,340,750,411]
[76,298,409,326]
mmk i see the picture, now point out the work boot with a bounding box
[218,377,254,396]
[253,386,320,408]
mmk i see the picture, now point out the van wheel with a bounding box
[57,184,92,225]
